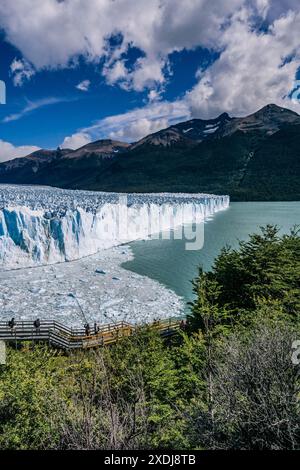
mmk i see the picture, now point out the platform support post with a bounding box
[0,341,6,365]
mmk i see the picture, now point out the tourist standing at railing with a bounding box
[84,323,91,336]
[8,317,15,330]
[94,322,100,335]
[34,318,41,334]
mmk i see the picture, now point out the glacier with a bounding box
[0,185,230,270]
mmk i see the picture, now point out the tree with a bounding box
[187,275,229,419]
[192,321,300,450]
[188,225,300,330]
[48,350,149,450]
[0,345,62,449]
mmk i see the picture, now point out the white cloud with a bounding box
[61,132,92,150]
[186,7,300,118]
[2,0,300,148]
[265,0,300,20]
[1,0,299,105]
[109,118,169,142]
[253,0,270,18]
[103,61,127,86]
[10,58,35,86]
[0,0,245,91]
[128,57,166,92]
[0,139,40,162]
[76,80,91,92]
[104,57,167,93]
[148,89,162,103]
[3,97,70,123]
[60,100,188,144]
[79,100,190,142]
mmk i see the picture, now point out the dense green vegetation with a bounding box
[1,125,299,201]
[0,226,299,449]
[89,125,300,200]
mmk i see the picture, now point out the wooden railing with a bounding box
[0,318,182,350]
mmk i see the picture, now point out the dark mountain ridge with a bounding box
[0,104,299,200]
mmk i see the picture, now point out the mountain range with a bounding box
[0,103,299,200]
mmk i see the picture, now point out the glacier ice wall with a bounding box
[0,185,229,269]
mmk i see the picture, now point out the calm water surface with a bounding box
[123,202,300,309]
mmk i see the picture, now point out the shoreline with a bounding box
[0,244,184,327]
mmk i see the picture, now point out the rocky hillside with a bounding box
[0,104,299,200]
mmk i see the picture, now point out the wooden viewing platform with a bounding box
[0,318,182,350]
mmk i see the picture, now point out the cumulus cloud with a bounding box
[0,0,244,91]
[186,7,300,118]
[109,118,169,142]
[59,1,300,144]
[103,61,127,86]
[10,58,35,86]
[265,0,300,20]
[76,80,91,92]
[148,89,162,103]
[127,57,167,92]
[0,139,40,162]
[2,0,300,147]
[61,132,92,150]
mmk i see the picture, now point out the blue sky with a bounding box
[0,40,206,148]
[0,0,299,161]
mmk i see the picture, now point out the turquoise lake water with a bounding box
[123,202,300,309]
